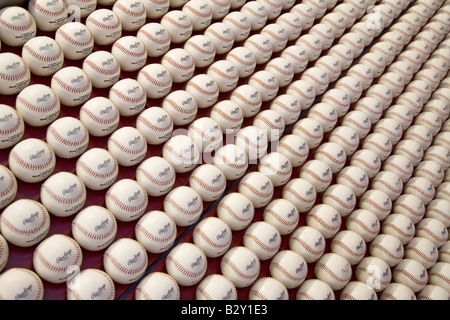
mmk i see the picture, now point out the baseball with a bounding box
[393,259,428,293]
[46,116,89,159]
[347,64,374,91]
[269,250,307,289]
[359,189,392,221]
[166,242,207,286]
[162,134,200,173]
[79,97,120,137]
[220,246,260,288]
[394,139,424,167]
[422,99,450,124]
[210,100,244,135]
[136,272,180,300]
[296,279,335,300]
[136,107,173,145]
[269,94,300,126]
[416,218,448,248]
[307,103,338,133]
[109,78,146,117]
[71,205,118,251]
[334,76,362,104]
[161,10,193,44]
[161,48,195,84]
[359,51,386,78]
[354,97,383,125]
[240,1,268,31]
[362,132,393,162]
[162,90,197,126]
[188,117,223,153]
[113,0,146,31]
[135,210,177,253]
[396,91,424,117]
[383,154,414,183]
[185,74,219,109]
[15,84,60,128]
[314,142,346,174]
[341,110,372,140]
[216,192,255,231]
[405,237,439,269]
[33,234,82,284]
[22,36,64,77]
[51,66,92,107]
[340,281,378,300]
[320,88,350,117]
[8,138,55,184]
[263,198,299,235]
[103,238,148,284]
[135,210,177,254]
[414,111,443,137]
[379,283,416,300]
[248,277,288,300]
[369,233,405,268]
[54,21,93,60]
[238,171,274,208]
[403,177,435,205]
[0,104,24,150]
[414,160,444,188]
[322,184,356,217]
[0,52,30,96]
[0,268,44,300]
[193,216,232,258]
[189,164,226,202]
[107,126,147,167]
[384,104,413,131]
[226,46,256,79]
[67,268,115,300]
[223,11,251,42]
[182,0,212,31]
[86,9,122,46]
[0,199,50,248]
[163,186,203,227]
[371,171,403,201]
[184,35,216,69]
[141,0,169,18]
[315,253,352,291]
[428,262,450,293]
[244,34,273,64]
[212,144,248,180]
[0,6,36,47]
[289,225,325,264]
[253,109,285,142]
[282,178,317,213]
[28,0,67,32]
[234,125,268,162]
[207,59,239,93]
[433,132,450,151]
[346,209,380,242]
[309,23,334,50]
[315,55,343,84]
[336,165,369,197]
[306,204,342,239]
[204,22,235,55]
[328,44,354,71]
[137,22,170,58]
[258,152,292,187]
[229,84,262,118]
[280,45,308,75]
[40,171,86,218]
[339,32,365,58]
[290,3,315,30]
[75,147,119,191]
[83,51,121,89]
[299,159,333,193]
[425,199,450,228]
[417,285,450,301]
[196,274,237,300]
[292,118,324,149]
[275,134,309,168]
[295,34,322,62]
[355,256,392,292]
[302,67,330,96]
[260,23,288,53]
[0,164,17,210]
[328,125,360,157]
[382,213,416,245]
[331,230,366,265]
[111,36,147,72]
[206,0,230,20]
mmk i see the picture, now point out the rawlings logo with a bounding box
[346,193,354,202]
[128,136,141,146]
[15,286,32,300]
[287,208,295,218]
[157,114,168,123]
[130,42,141,49]
[159,167,171,177]
[242,203,251,214]
[277,291,286,300]
[203,41,212,48]
[23,212,39,225]
[30,149,45,161]
[46,0,58,6]
[306,187,314,196]
[37,94,51,104]
[128,190,140,202]
[383,268,389,277]
[6,61,20,70]
[206,80,214,87]
[71,75,84,84]
[130,1,141,8]
[67,127,80,136]
[103,14,115,22]
[250,91,259,99]
[296,262,305,273]
[281,161,289,170]
[246,259,256,271]
[62,184,77,195]
[56,250,72,264]
[230,107,240,115]
[356,240,364,251]
[187,196,198,207]
[158,223,170,235]
[323,168,330,177]
[226,66,235,73]
[191,256,202,268]
[299,142,306,150]
[91,285,106,299]
[157,70,168,78]
[0,114,12,123]
[331,213,339,223]
[235,153,245,162]
[180,55,190,62]
[102,58,114,66]
[11,13,25,21]
[128,253,141,265]
[223,289,233,300]
[155,29,166,36]
[261,181,270,191]
[97,159,111,170]
[315,236,323,247]
[100,105,112,115]
[178,15,188,21]
[162,287,175,300]
[184,144,195,154]
[74,29,86,37]
[269,233,278,244]
[182,97,193,105]
[95,219,109,231]
[212,174,222,184]
[216,229,228,240]
[39,43,53,51]
[314,125,321,132]
[127,86,140,95]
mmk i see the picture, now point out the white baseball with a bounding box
[328,125,360,157]
[86,9,122,46]
[394,139,424,167]
[384,104,413,131]
[223,11,251,42]
[340,281,378,300]
[54,21,93,60]
[105,178,148,222]
[280,45,308,74]
[0,199,50,248]
[229,84,262,118]
[354,97,383,125]
[393,259,428,293]
[0,104,24,150]
[334,76,362,104]
[79,97,120,137]
[136,23,170,57]
[403,177,435,205]
[346,209,380,242]
[240,1,268,31]
[371,171,403,201]
[416,218,448,248]
[107,126,147,167]
[207,59,239,93]
[269,94,300,126]
[433,132,450,151]
[296,279,335,300]
[425,199,450,228]
[428,262,450,293]
[331,230,366,265]
[253,109,285,142]
[136,107,172,146]
[275,133,309,168]
[244,34,273,64]
[417,285,450,300]
[299,159,333,193]
[414,160,444,188]
[188,117,223,153]
[161,10,193,44]
[347,63,374,91]
[166,242,207,286]
[282,178,317,213]
[196,274,237,300]
[22,36,63,77]
[67,268,115,300]
[314,142,346,174]
[306,204,341,239]
[238,171,274,208]
[216,192,254,231]
[309,23,334,50]
[163,186,203,226]
[161,48,195,84]
[103,238,148,284]
[359,51,386,78]
[263,198,299,235]
[320,88,350,117]
[46,116,89,159]
[226,46,256,78]
[206,0,230,20]
[269,250,307,289]
[162,135,200,173]
[0,52,30,96]
[396,91,424,117]
[335,165,369,197]
[184,35,216,69]
[258,152,292,187]
[204,22,234,55]
[289,225,325,264]
[380,283,416,300]
[83,51,120,89]
[220,246,260,288]
[76,148,119,191]
[28,0,67,32]
[248,277,288,300]
[382,213,416,246]
[111,36,147,73]
[141,0,169,18]
[315,253,352,291]
[33,234,82,284]
[405,237,439,269]
[71,205,118,251]
[358,189,392,221]
[355,256,392,292]
[51,66,92,107]
[322,184,356,217]
[15,84,60,127]
[135,272,180,300]
[8,138,55,184]
[210,99,245,135]
[362,132,393,161]
[383,154,414,184]
[314,55,342,84]
[260,23,288,53]
[185,74,219,109]
[0,164,17,211]
[0,268,43,300]
[113,0,146,31]
[40,171,86,218]
[162,90,197,126]
[0,6,36,47]
[290,3,315,30]
[193,216,232,258]
[135,210,177,254]
[301,67,330,96]
[109,78,146,117]
[182,0,212,31]
[212,144,248,180]
[234,125,268,162]
[295,34,322,62]
[189,164,226,202]
[292,117,324,149]
[423,99,450,124]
